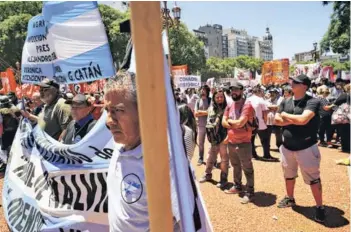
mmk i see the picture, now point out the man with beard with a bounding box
[194,85,211,165]
[222,81,256,204]
[21,79,72,141]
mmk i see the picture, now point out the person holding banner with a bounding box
[21,79,72,141]
[104,71,181,231]
[194,85,211,166]
[61,94,97,144]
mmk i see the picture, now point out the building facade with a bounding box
[196,24,274,60]
[197,24,223,58]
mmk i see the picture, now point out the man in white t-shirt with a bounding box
[104,71,181,231]
[248,86,276,160]
[186,88,199,113]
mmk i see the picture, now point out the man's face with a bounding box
[270,91,276,99]
[40,87,58,105]
[336,82,343,90]
[291,80,307,95]
[32,95,42,107]
[71,103,91,121]
[105,90,140,147]
[231,88,243,101]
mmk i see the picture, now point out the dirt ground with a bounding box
[0,138,350,232]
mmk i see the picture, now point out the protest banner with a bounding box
[294,63,320,79]
[3,114,114,232]
[341,70,350,81]
[172,65,188,76]
[174,75,201,89]
[261,59,289,85]
[21,15,56,84]
[0,68,17,94]
[233,67,251,80]
[21,2,116,85]
[318,66,333,80]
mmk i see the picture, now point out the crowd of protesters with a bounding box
[0,74,349,225]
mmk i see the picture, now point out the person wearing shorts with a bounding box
[274,74,325,223]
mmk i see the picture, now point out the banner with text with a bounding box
[21,2,115,84]
[261,59,289,85]
[2,113,114,232]
[294,63,320,79]
[175,75,201,89]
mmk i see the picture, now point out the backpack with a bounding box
[238,100,259,132]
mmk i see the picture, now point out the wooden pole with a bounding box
[130,2,173,232]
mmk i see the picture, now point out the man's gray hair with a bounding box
[104,70,138,105]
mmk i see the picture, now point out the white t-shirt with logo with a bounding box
[247,95,269,130]
[107,144,181,232]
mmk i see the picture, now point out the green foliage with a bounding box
[169,23,206,74]
[200,55,264,80]
[98,4,130,64]
[0,2,42,67]
[320,2,350,54]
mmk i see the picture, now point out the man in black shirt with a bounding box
[61,94,96,144]
[274,74,325,223]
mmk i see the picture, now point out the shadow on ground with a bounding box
[292,205,350,228]
[251,191,277,207]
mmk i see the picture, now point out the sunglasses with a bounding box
[39,88,51,93]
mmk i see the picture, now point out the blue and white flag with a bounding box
[2,114,115,232]
[21,1,115,84]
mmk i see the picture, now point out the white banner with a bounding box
[2,113,114,232]
[174,75,201,89]
[234,67,251,80]
[294,63,321,79]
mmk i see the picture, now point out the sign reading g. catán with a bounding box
[21,1,115,85]
[2,113,115,232]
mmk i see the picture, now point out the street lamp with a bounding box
[161,1,181,76]
[313,42,318,62]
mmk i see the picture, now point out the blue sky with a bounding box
[102,1,334,60]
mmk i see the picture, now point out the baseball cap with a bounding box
[36,78,60,89]
[289,74,311,87]
[269,88,279,93]
[230,80,244,90]
[65,94,91,106]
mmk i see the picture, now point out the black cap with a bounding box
[289,74,311,87]
[230,80,244,90]
[65,94,91,106]
[36,78,60,89]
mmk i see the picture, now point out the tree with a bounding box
[98,4,130,64]
[0,2,42,67]
[320,2,350,55]
[200,55,264,81]
[168,23,206,74]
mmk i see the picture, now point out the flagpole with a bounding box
[130,2,173,232]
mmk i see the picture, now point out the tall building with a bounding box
[198,25,274,60]
[197,24,223,58]
[193,29,209,59]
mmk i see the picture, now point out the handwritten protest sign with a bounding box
[174,75,201,89]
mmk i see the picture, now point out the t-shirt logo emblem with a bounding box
[121,173,143,204]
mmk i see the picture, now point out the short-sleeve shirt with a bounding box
[38,97,72,140]
[278,95,320,151]
[266,97,283,126]
[107,144,181,232]
[224,99,254,144]
[319,97,332,117]
[195,98,210,127]
[247,95,268,130]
